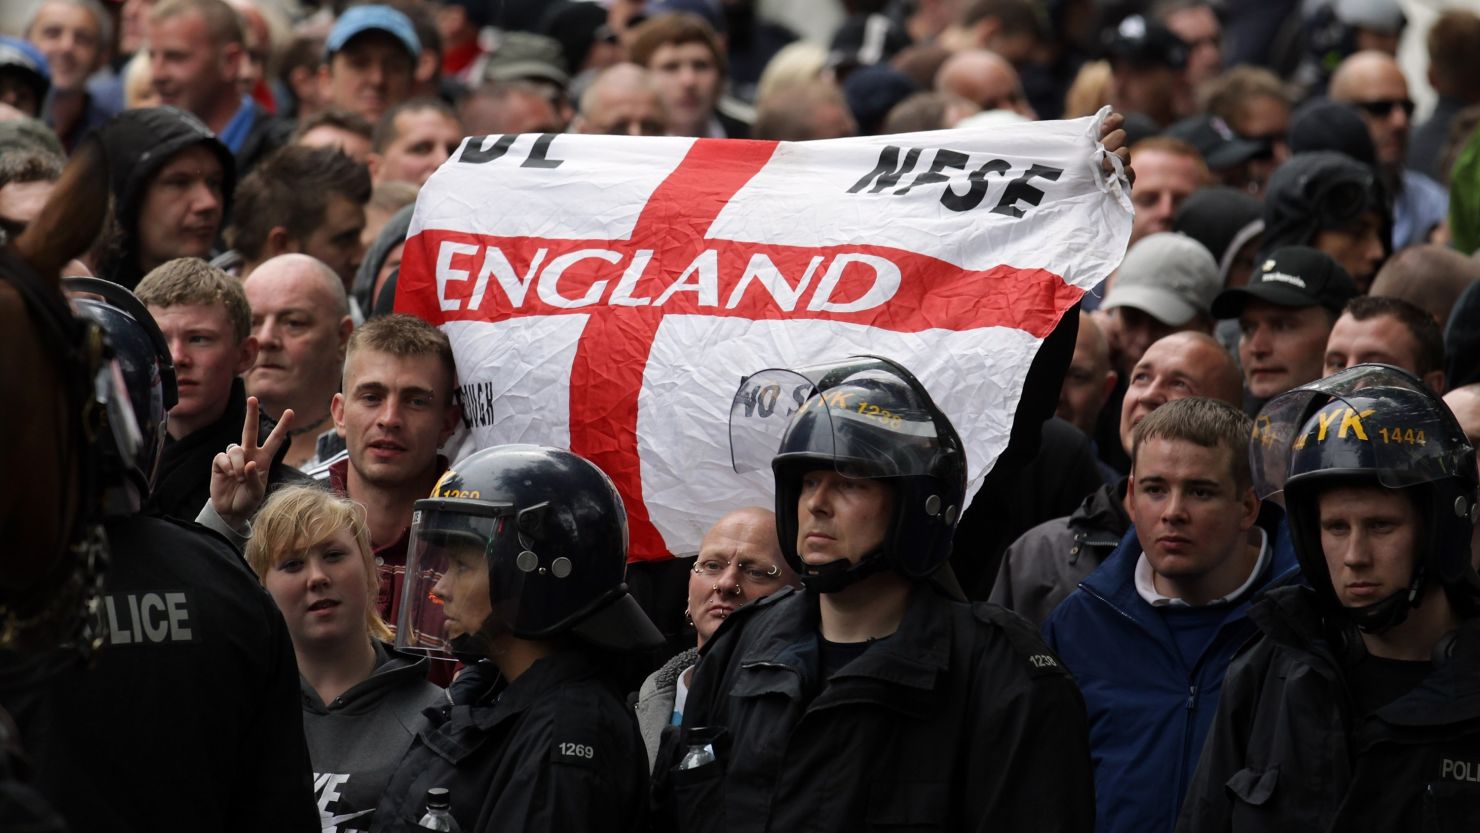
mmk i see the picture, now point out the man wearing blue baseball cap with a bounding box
[0,35,50,118]
[322,4,420,125]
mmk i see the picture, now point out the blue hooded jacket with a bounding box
[1043,503,1300,833]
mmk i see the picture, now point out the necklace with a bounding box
[286,413,329,438]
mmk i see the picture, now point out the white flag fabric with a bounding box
[397,108,1133,562]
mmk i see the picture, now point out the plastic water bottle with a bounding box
[417,787,461,831]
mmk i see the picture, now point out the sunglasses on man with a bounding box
[1354,98,1414,118]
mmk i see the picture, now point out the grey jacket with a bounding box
[633,647,698,772]
[306,643,447,832]
[988,478,1129,627]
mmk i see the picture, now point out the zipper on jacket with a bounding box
[1185,683,1198,711]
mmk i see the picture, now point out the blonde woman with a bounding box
[244,486,445,830]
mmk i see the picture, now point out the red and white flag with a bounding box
[397,109,1133,562]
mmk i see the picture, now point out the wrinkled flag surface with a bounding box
[397,107,1133,561]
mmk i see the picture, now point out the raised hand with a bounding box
[210,397,294,530]
[1099,111,1135,186]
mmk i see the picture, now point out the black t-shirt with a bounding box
[1348,653,1432,716]
[819,636,882,680]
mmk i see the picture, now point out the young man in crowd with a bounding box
[147,0,288,177]
[1259,153,1389,293]
[135,257,304,520]
[994,331,1245,626]
[1126,138,1207,247]
[329,314,458,629]
[242,253,355,473]
[1044,397,1298,833]
[1211,246,1359,411]
[628,12,747,139]
[294,107,375,163]
[320,4,419,126]
[1180,367,1480,830]
[24,0,117,150]
[1324,295,1445,393]
[652,357,1095,831]
[91,106,234,289]
[0,138,61,246]
[225,144,371,287]
[211,313,457,642]
[368,97,462,188]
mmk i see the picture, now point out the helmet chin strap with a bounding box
[800,549,892,594]
[447,617,504,664]
[1343,566,1427,635]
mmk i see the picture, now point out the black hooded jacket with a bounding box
[1260,151,1391,262]
[94,106,236,289]
[1174,187,1264,284]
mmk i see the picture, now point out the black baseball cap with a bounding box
[1102,15,1187,69]
[1167,115,1269,170]
[1210,245,1358,320]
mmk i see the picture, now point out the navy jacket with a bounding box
[1043,504,1300,833]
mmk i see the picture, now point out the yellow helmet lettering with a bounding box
[1336,407,1377,441]
[432,469,459,497]
[1315,408,1340,442]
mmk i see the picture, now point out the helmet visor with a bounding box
[1252,364,1469,499]
[729,357,947,479]
[397,499,513,655]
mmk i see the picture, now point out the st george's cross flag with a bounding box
[395,108,1133,562]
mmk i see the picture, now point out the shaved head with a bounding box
[1328,50,1406,102]
[689,506,796,646]
[1370,244,1480,325]
[576,62,667,136]
[247,252,349,318]
[1118,331,1244,454]
[935,49,1031,115]
[701,506,783,555]
[1328,50,1411,167]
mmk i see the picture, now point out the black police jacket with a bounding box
[651,584,1096,833]
[0,513,318,833]
[1177,585,1480,832]
[369,651,649,833]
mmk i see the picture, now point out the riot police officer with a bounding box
[1179,364,1480,831]
[371,444,664,832]
[651,356,1095,832]
[0,279,319,833]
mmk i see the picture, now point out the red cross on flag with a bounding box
[396,109,1133,563]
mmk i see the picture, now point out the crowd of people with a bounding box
[3,0,1480,831]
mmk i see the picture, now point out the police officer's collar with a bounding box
[738,584,953,685]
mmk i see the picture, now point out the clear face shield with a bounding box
[397,499,515,658]
[728,357,949,481]
[1251,364,1471,502]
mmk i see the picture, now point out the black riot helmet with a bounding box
[1251,364,1480,633]
[64,276,176,516]
[397,444,664,661]
[729,356,967,592]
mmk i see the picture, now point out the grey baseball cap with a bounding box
[1101,232,1220,326]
